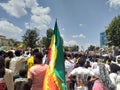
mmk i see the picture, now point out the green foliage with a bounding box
[39,28,64,50]
[40,37,49,49]
[88,45,95,51]
[46,28,54,48]
[106,15,120,47]
[40,28,54,49]
[46,28,54,39]
[13,41,21,47]
[22,29,39,49]
[71,45,79,51]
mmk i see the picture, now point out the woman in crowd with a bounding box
[92,59,112,90]
[28,52,48,90]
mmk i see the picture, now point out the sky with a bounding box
[0,0,120,50]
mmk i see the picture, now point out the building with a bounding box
[0,35,15,47]
[0,35,9,46]
[100,32,107,48]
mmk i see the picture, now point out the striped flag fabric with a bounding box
[43,20,67,90]
[17,43,24,49]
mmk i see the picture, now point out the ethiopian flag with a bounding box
[17,43,24,49]
[43,20,67,90]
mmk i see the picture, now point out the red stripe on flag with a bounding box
[47,74,58,90]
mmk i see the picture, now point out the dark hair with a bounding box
[110,63,120,73]
[0,56,5,77]
[26,52,29,55]
[78,55,86,67]
[34,52,43,64]
[19,69,27,78]
[64,53,72,59]
[0,50,5,56]
[74,53,79,58]
[15,50,21,56]
[7,51,14,58]
[33,49,39,55]
[85,61,91,68]
[0,50,6,58]
[0,56,5,68]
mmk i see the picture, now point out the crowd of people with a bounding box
[0,49,48,90]
[0,48,120,90]
[65,52,120,90]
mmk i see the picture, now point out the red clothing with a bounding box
[0,78,6,90]
[28,64,48,90]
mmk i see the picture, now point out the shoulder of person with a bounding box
[45,64,48,68]
[5,68,12,73]
[5,68,13,75]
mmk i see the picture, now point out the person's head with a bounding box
[7,51,14,58]
[94,58,98,62]
[0,56,5,67]
[85,61,91,68]
[43,50,48,55]
[110,63,120,73]
[64,53,71,60]
[0,50,6,58]
[26,52,29,55]
[33,49,39,55]
[78,59,86,67]
[0,56,5,77]
[117,57,120,64]
[34,52,43,64]
[86,61,90,65]
[19,69,27,78]
[15,50,21,56]
[74,53,79,58]
[66,53,72,60]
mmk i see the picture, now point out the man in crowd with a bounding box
[9,50,26,80]
[0,56,14,90]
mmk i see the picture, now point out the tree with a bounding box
[71,45,79,51]
[13,41,21,47]
[64,45,79,52]
[88,45,95,51]
[106,15,120,47]
[46,28,54,39]
[40,28,64,50]
[22,29,39,49]
[40,28,54,49]
[46,28,54,48]
[40,37,48,48]
[64,46,69,51]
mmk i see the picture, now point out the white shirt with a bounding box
[65,60,74,74]
[109,73,117,87]
[91,62,98,69]
[116,74,120,90]
[9,56,25,75]
[117,63,120,66]
[42,54,47,64]
[65,59,74,81]
[70,66,94,77]
[70,66,94,89]
[4,68,14,90]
